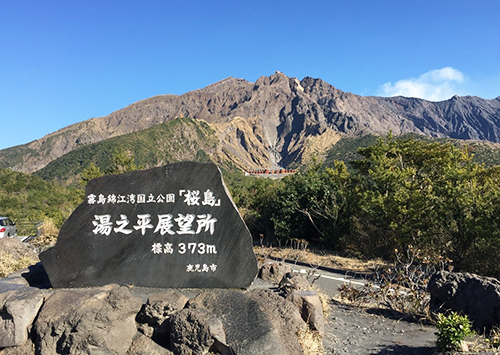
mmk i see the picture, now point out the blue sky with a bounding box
[1,1,499,150]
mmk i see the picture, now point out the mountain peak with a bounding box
[1,74,500,174]
[197,77,248,94]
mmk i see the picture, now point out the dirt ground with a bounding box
[324,300,437,355]
[323,300,500,355]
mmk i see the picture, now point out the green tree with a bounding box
[350,134,500,276]
[80,162,103,187]
[107,148,138,174]
[246,161,350,248]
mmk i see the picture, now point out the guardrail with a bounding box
[14,220,43,242]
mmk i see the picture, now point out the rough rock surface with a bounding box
[288,289,325,335]
[0,287,44,348]
[428,270,500,332]
[278,272,310,296]
[33,284,143,354]
[166,308,228,355]
[126,333,173,355]
[0,273,29,293]
[187,288,305,355]
[136,290,188,337]
[258,261,293,284]
[0,341,35,355]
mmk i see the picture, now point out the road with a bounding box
[284,260,374,297]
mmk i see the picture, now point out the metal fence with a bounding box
[14,220,43,241]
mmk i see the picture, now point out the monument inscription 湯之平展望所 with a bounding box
[40,162,259,288]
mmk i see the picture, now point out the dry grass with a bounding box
[40,217,59,236]
[254,245,387,273]
[28,234,58,253]
[28,218,59,252]
[0,250,39,278]
[312,284,332,318]
[297,328,325,355]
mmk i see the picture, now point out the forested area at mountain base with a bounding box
[2,135,500,278]
[230,135,500,278]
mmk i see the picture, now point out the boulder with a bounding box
[136,290,189,338]
[126,333,173,355]
[428,271,500,332]
[166,308,229,355]
[33,284,143,354]
[287,289,325,335]
[0,238,38,261]
[278,272,310,297]
[0,287,44,348]
[258,261,293,284]
[187,288,305,355]
[0,282,315,355]
[40,162,258,289]
[137,290,189,327]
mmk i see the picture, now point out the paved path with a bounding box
[284,260,371,298]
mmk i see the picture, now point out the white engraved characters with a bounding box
[154,214,175,235]
[202,189,221,206]
[134,214,154,235]
[87,189,219,206]
[114,215,133,234]
[92,215,113,235]
[92,213,218,236]
[151,242,174,254]
[186,263,217,273]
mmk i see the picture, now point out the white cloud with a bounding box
[378,67,465,101]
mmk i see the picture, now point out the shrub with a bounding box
[337,245,449,321]
[435,312,474,351]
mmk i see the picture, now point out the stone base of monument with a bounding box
[0,261,325,355]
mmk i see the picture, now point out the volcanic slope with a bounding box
[1,71,500,173]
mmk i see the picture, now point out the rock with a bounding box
[0,340,35,354]
[136,290,189,338]
[287,289,325,335]
[187,289,305,355]
[258,261,293,284]
[278,272,310,297]
[0,274,29,293]
[0,238,38,261]
[33,284,143,354]
[165,308,229,355]
[0,287,44,348]
[136,290,189,327]
[127,333,172,355]
[40,162,258,289]
[1,262,51,291]
[428,271,500,332]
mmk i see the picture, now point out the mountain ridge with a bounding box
[1,72,499,173]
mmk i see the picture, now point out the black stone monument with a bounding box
[40,162,258,288]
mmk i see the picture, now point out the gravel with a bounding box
[324,301,437,354]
